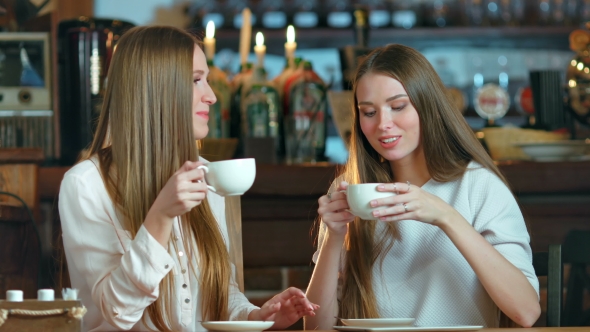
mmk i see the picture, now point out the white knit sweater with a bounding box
[314,162,539,328]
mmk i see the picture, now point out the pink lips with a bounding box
[196,111,209,120]
[378,135,401,149]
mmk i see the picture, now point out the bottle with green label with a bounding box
[241,67,282,156]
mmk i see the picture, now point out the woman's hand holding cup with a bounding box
[317,181,355,236]
[371,182,460,228]
[149,160,209,220]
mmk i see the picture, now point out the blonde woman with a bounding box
[59,26,317,331]
[305,44,540,329]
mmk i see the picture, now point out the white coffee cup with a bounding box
[6,290,23,302]
[346,183,396,220]
[37,289,55,301]
[197,158,256,196]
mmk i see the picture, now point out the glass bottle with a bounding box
[258,0,287,29]
[323,0,353,28]
[241,67,282,156]
[357,0,391,28]
[207,59,231,138]
[187,0,226,29]
[285,61,328,163]
[291,0,320,28]
[230,62,253,141]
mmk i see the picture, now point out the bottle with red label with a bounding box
[284,61,327,163]
[515,86,536,128]
[207,59,231,138]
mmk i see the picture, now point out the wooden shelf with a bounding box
[215,26,575,55]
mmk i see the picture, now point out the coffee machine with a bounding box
[0,32,53,160]
[58,17,134,165]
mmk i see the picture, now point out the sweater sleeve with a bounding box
[59,172,176,329]
[469,169,540,298]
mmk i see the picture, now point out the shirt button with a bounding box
[164,264,169,269]
[182,284,187,289]
[185,298,190,303]
[181,268,186,274]
[174,236,179,241]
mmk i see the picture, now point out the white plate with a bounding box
[201,321,274,332]
[341,318,416,327]
[514,140,590,161]
[334,325,483,332]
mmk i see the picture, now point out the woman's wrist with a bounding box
[437,211,471,237]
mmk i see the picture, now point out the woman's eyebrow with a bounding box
[358,94,407,106]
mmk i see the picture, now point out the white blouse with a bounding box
[59,158,258,331]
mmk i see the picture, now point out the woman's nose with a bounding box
[202,84,217,105]
[378,109,393,131]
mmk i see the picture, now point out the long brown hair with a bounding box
[82,26,230,330]
[338,44,507,319]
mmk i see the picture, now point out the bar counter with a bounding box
[37,160,590,269]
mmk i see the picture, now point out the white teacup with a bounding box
[198,158,256,196]
[346,183,396,220]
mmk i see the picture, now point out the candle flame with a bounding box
[256,32,264,47]
[206,21,215,39]
[287,25,295,43]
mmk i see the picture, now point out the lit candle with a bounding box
[239,8,252,66]
[204,21,216,61]
[254,32,266,68]
[285,25,297,67]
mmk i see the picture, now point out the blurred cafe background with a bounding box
[0,0,589,329]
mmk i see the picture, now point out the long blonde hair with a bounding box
[82,26,230,330]
[338,44,507,319]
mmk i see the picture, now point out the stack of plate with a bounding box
[334,318,483,332]
[513,140,590,162]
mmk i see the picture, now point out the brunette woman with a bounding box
[59,26,317,331]
[305,44,540,329]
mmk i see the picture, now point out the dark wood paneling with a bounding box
[242,196,319,220]
[242,220,317,268]
[249,163,337,196]
[500,161,590,195]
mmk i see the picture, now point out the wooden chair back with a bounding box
[562,230,590,326]
[533,244,563,327]
[225,195,244,292]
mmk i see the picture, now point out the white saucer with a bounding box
[201,321,274,332]
[334,325,483,332]
[341,318,416,327]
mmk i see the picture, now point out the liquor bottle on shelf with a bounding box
[274,57,303,100]
[291,0,321,28]
[357,0,391,28]
[230,62,253,141]
[257,0,287,29]
[207,59,232,138]
[339,6,373,90]
[323,0,353,28]
[228,0,257,29]
[284,61,328,163]
[391,0,420,29]
[424,0,451,27]
[462,0,486,26]
[187,0,226,29]
[241,67,282,162]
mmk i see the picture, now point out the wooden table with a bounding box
[306,329,590,332]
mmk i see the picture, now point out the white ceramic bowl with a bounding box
[514,141,589,162]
